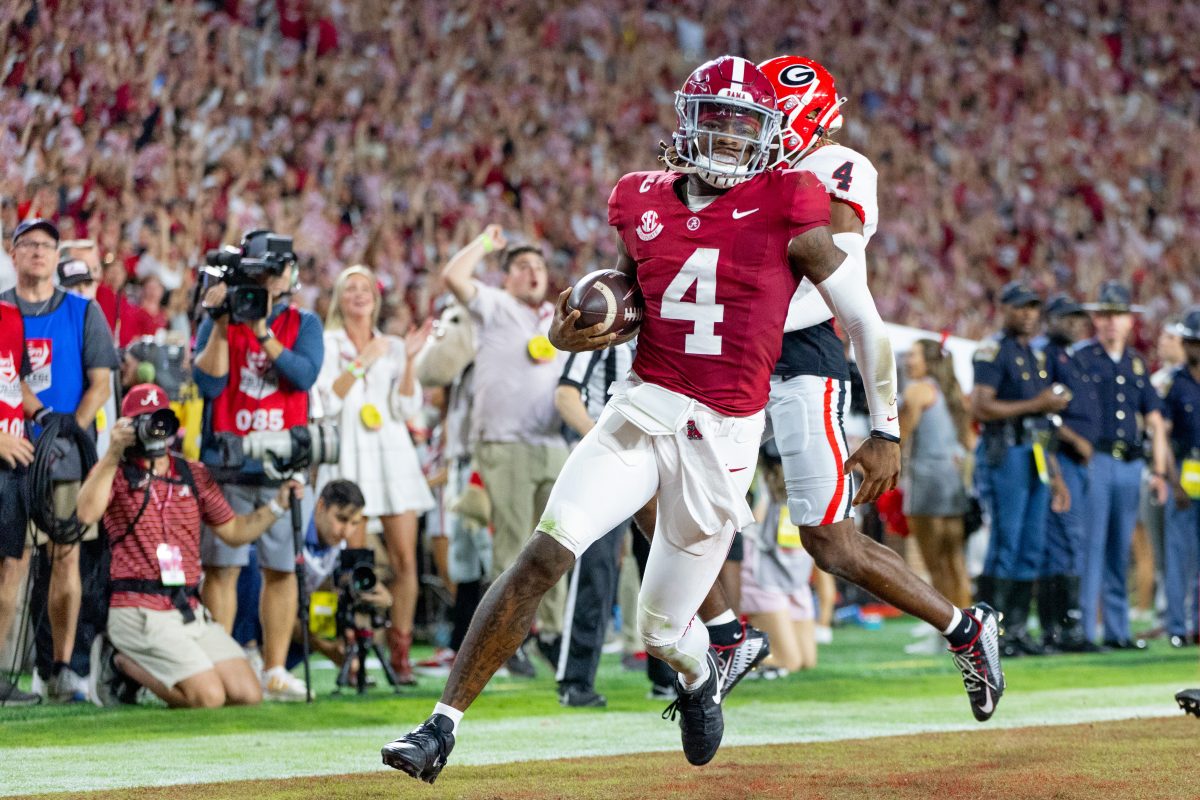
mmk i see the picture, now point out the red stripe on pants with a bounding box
[820,378,845,525]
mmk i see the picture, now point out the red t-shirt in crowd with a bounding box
[105,459,236,611]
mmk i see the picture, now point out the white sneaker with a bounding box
[262,666,309,702]
[814,625,833,645]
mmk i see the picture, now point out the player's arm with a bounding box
[548,237,635,353]
[439,224,507,306]
[783,202,866,333]
[787,224,899,505]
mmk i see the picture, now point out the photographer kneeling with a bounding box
[288,481,391,670]
[78,385,301,708]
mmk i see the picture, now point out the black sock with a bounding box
[706,619,742,648]
[944,610,980,649]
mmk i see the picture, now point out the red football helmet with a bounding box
[757,55,847,167]
[670,56,781,189]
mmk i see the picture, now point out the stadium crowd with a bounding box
[1,0,1198,708]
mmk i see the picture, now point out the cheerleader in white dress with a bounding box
[317,266,434,683]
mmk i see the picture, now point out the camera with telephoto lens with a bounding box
[130,408,180,458]
[195,229,295,323]
[334,549,381,610]
[210,421,340,480]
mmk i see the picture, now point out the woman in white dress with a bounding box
[317,266,434,684]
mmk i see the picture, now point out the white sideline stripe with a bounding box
[0,683,1183,796]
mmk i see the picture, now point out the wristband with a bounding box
[268,498,286,518]
[870,429,901,445]
[480,232,494,254]
[348,359,366,379]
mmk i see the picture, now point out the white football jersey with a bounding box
[798,143,879,244]
[782,144,880,332]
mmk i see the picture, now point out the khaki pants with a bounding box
[475,441,568,636]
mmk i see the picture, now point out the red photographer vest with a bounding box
[209,308,308,434]
[0,302,25,437]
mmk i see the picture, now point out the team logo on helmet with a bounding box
[636,210,664,241]
[778,64,816,87]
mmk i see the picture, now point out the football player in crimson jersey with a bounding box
[665,56,1005,723]
[383,55,902,781]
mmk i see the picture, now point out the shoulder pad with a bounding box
[974,340,1000,362]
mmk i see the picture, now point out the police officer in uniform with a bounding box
[1038,294,1102,651]
[1161,309,1200,648]
[1075,282,1169,648]
[970,282,1070,656]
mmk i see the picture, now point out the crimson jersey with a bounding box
[609,169,830,416]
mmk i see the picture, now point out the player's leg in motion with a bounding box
[771,376,1003,720]
[381,408,658,783]
[639,407,762,765]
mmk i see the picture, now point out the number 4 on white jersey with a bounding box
[661,248,723,355]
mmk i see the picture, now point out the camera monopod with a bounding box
[290,484,313,703]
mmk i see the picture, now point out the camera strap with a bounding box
[118,455,198,545]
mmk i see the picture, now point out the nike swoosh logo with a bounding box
[728,467,748,473]
[886,415,898,422]
[731,208,759,219]
[978,691,994,715]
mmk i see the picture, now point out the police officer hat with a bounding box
[1083,280,1146,313]
[1168,307,1200,341]
[11,217,59,246]
[1044,293,1086,318]
[999,281,1040,307]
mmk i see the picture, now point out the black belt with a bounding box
[1096,440,1142,462]
[110,579,201,623]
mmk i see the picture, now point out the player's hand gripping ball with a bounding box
[567,270,644,337]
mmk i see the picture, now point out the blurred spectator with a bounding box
[78,384,301,709]
[316,265,434,684]
[740,451,818,675]
[1,1,1195,348]
[900,339,973,610]
[2,217,117,701]
[440,224,568,675]
[192,236,323,701]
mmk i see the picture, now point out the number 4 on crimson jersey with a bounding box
[608,169,831,416]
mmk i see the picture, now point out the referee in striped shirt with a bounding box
[552,341,635,707]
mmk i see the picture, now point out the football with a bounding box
[567,269,644,336]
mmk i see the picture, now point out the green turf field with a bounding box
[2,619,1196,798]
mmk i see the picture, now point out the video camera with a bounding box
[196,229,295,323]
[333,548,383,617]
[211,421,340,480]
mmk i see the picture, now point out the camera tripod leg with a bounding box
[370,641,404,693]
[333,644,355,693]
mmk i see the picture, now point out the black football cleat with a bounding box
[381,714,456,784]
[712,622,770,700]
[949,603,1006,722]
[1177,688,1200,718]
[662,650,724,766]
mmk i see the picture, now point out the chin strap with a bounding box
[658,141,696,174]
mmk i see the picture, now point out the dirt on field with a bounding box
[9,716,1194,800]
